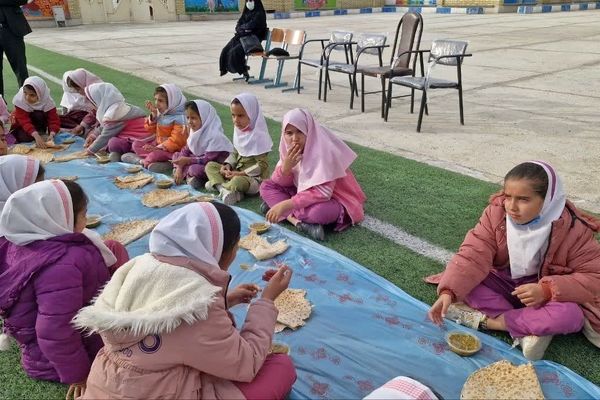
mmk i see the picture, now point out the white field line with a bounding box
[27,65,453,265]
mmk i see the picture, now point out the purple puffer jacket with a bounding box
[0,233,110,384]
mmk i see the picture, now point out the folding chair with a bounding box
[261,29,306,89]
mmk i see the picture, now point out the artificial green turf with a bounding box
[0,45,598,394]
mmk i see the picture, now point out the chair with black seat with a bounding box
[262,28,306,89]
[296,31,353,99]
[357,12,423,117]
[384,39,471,132]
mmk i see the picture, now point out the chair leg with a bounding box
[297,63,302,94]
[417,91,427,132]
[380,76,386,118]
[458,86,465,125]
[410,88,415,114]
[384,81,393,122]
[324,70,329,102]
[318,68,323,100]
[350,72,357,109]
[361,74,365,113]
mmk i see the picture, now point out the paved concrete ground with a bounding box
[26,11,600,211]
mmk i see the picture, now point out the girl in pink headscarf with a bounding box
[260,108,366,241]
[59,68,102,134]
[9,77,60,149]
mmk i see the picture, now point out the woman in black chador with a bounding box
[219,0,268,80]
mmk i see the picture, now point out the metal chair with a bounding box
[245,28,285,85]
[385,40,472,132]
[261,29,306,90]
[322,33,388,109]
[358,12,423,117]
[296,31,353,99]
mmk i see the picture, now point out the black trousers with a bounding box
[0,25,29,98]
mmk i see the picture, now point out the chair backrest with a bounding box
[329,31,353,52]
[392,12,423,69]
[284,29,306,46]
[356,33,387,55]
[269,28,287,45]
[429,40,469,66]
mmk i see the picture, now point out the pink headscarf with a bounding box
[279,108,357,192]
[12,76,56,113]
[364,376,438,400]
[60,68,102,112]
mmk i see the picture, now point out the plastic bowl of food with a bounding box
[62,137,76,144]
[86,215,102,229]
[446,331,481,357]
[96,156,110,164]
[126,165,143,173]
[156,179,174,189]
[249,222,271,234]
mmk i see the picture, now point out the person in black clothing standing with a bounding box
[0,0,30,98]
[219,0,267,81]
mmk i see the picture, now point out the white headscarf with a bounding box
[0,155,40,213]
[232,93,272,157]
[507,161,566,279]
[0,180,117,267]
[149,202,224,267]
[364,377,438,400]
[186,100,233,156]
[160,83,187,115]
[85,82,131,123]
[12,76,56,113]
[60,68,102,112]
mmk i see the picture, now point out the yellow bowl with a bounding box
[156,179,174,189]
[86,215,102,228]
[446,331,481,357]
[96,157,110,164]
[62,137,76,144]
[126,165,143,173]
[249,222,271,234]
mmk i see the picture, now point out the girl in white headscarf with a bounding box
[74,202,296,400]
[429,161,600,360]
[0,154,44,213]
[125,84,188,173]
[171,100,233,189]
[59,68,102,133]
[83,83,151,159]
[9,76,60,149]
[205,93,272,205]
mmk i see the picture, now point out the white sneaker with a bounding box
[220,188,243,205]
[205,181,216,192]
[520,335,553,360]
[446,303,485,330]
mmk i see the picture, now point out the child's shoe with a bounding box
[518,335,553,361]
[205,181,217,192]
[260,201,270,215]
[109,152,122,162]
[188,177,206,191]
[297,222,325,241]
[220,188,243,205]
[121,152,141,165]
[148,162,172,174]
[445,303,485,330]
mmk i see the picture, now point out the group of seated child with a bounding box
[0,68,599,400]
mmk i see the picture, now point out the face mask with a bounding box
[246,1,255,10]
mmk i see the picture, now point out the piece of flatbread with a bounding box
[274,323,287,333]
[8,144,31,155]
[114,172,154,190]
[170,194,214,206]
[57,176,78,181]
[461,360,545,400]
[103,219,159,246]
[274,289,311,330]
[239,232,289,261]
[54,150,90,163]
[142,189,191,208]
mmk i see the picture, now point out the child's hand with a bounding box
[220,164,232,177]
[266,200,294,223]
[428,293,453,326]
[173,168,185,185]
[70,125,84,136]
[84,134,96,148]
[262,269,277,282]
[32,132,47,149]
[512,283,546,308]
[261,266,293,301]
[282,144,302,176]
[145,100,157,116]
[227,283,261,307]
[143,144,158,152]
[66,381,86,400]
[171,156,192,167]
